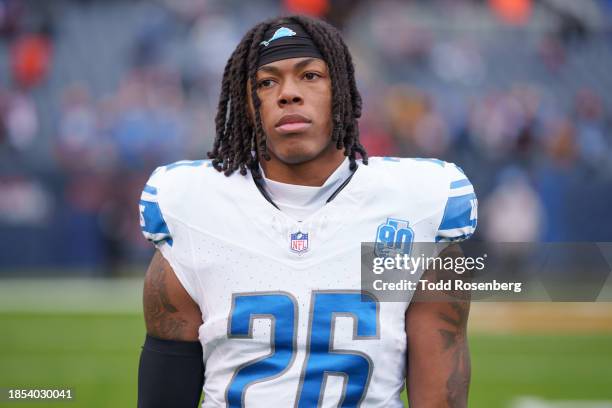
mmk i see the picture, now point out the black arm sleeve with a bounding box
[138,335,204,408]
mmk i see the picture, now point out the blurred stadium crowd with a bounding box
[0,0,611,275]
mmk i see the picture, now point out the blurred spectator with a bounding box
[413,111,450,157]
[283,0,329,17]
[535,118,577,241]
[186,13,240,93]
[2,0,612,273]
[489,0,532,25]
[573,88,609,167]
[55,82,100,170]
[0,177,52,226]
[10,31,52,88]
[3,89,38,151]
[384,85,430,153]
[369,3,432,69]
[538,34,566,72]
[0,89,8,147]
[543,117,578,167]
[431,40,486,85]
[111,68,186,169]
[482,167,544,242]
[0,0,22,37]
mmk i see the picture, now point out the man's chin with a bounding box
[273,150,319,165]
[268,140,324,165]
[265,131,336,165]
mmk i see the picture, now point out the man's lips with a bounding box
[276,122,312,133]
[275,114,312,134]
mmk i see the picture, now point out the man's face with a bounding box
[248,57,333,164]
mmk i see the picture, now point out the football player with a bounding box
[137,15,477,408]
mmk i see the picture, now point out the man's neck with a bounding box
[260,150,347,187]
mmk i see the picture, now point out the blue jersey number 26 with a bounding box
[225,291,379,407]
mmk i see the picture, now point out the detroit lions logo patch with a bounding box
[375,218,414,257]
[260,27,296,47]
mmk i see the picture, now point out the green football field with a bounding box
[0,280,611,407]
[1,312,611,408]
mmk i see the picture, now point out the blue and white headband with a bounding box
[257,23,324,68]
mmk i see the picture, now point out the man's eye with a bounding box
[257,79,274,88]
[303,72,321,80]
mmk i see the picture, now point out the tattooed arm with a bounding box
[405,244,471,407]
[138,250,204,408]
[143,250,202,340]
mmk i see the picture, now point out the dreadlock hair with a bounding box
[207,14,368,178]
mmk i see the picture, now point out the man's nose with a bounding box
[278,80,303,106]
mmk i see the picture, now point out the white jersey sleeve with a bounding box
[435,162,478,242]
[139,164,201,304]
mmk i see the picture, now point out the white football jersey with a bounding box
[139,157,477,407]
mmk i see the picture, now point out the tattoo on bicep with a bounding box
[438,302,468,341]
[438,302,468,349]
[144,252,188,339]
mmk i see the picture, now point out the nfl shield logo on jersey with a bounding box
[290,231,309,253]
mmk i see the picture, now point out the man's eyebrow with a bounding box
[258,65,281,75]
[257,58,321,75]
[293,58,318,71]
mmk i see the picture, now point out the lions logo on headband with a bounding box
[260,27,296,47]
[257,23,323,68]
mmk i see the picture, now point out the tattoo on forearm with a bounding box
[438,300,471,407]
[439,329,457,350]
[144,252,188,339]
[446,338,470,408]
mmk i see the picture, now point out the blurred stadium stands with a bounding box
[1,3,612,407]
[1,0,612,275]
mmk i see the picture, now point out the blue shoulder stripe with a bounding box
[438,192,477,230]
[413,158,446,167]
[450,179,471,189]
[139,199,173,246]
[435,233,472,243]
[166,160,208,171]
[143,184,157,195]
